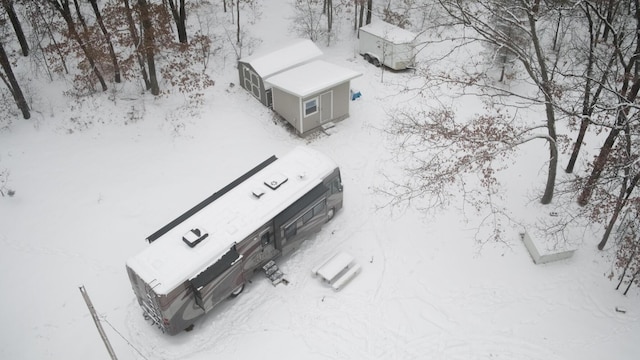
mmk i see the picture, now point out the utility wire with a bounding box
[101,315,150,360]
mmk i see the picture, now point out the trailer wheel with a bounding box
[373,58,381,67]
[230,283,245,298]
[327,208,335,221]
[364,54,372,63]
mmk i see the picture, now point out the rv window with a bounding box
[284,223,297,238]
[330,177,342,194]
[304,98,318,116]
[302,209,313,223]
[312,200,326,215]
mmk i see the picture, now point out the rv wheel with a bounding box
[327,208,335,221]
[230,283,245,298]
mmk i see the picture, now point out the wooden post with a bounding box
[79,285,118,360]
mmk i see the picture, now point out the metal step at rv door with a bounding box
[262,260,286,286]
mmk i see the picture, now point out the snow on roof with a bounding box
[359,21,417,44]
[265,60,362,98]
[239,38,323,78]
[126,146,338,295]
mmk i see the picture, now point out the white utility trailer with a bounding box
[358,20,417,70]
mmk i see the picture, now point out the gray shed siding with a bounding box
[238,62,271,107]
[273,81,353,135]
[273,89,301,132]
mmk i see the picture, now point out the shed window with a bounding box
[304,98,318,117]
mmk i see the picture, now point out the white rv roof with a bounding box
[265,60,362,98]
[239,39,323,78]
[126,146,338,295]
[360,21,417,44]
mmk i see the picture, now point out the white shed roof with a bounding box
[126,146,338,295]
[239,39,323,78]
[265,60,362,98]
[359,21,417,44]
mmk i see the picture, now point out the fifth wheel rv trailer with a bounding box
[126,146,343,335]
[358,21,417,70]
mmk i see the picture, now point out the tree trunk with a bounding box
[49,0,107,91]
[168,0,188,43]
[138,0,159,95]
[579,2,640,205]
[616,243,636,290]
[567,5,616,173]
[602,0,617,42]
[359,1,365,29]
[72,0,91,43]
[623,269,638,295]
[35,1,69,74]
[89,0,121,83]
[327,0,332,45]
[578,78,640,206]
[236,0,240,44]
[528,1,557,204]
[354,1,357,31]
[123,0,150,90]
[0,41,30,119]
[599,173,639,250]
[567,5,596,173]
[366,0,372,25]
[2,0,29,56]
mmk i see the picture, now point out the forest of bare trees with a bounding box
[378,0,640,293]
[0,0,638,292]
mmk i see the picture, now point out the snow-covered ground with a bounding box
[0,2,638,359]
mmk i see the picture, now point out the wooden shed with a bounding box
[265,60,361,136]
[238,39,323,107]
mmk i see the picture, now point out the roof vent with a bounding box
[265,173,288,190]
[182,228,209,248]
[252,188,265,198]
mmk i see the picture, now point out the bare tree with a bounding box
[27,1,69,75]
[138,0,160,95]
[612,213,640,294]
[2,0,29,56]
[45,0,108,91]
[292,0,324,41]
[395,0,565,205]
[167,0,188,43]
[0,41,30,119]
[565,1,617,174]
[577,1,640,206]
[122,0,150,89]
[89,0,121,83]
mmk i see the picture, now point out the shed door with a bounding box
[320,91,333,123]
